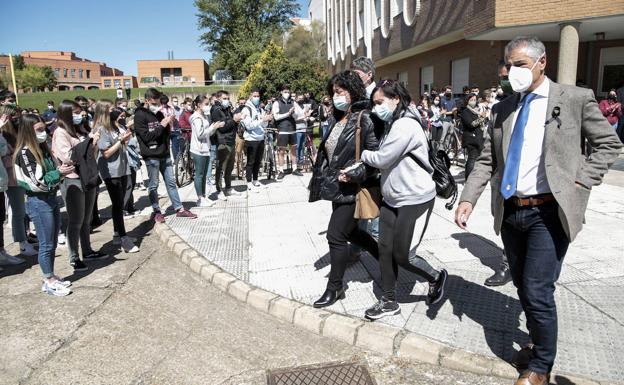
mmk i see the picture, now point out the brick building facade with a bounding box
[323,0,624,98]
[136,59,210,88]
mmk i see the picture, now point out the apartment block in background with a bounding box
[136,59,210,88]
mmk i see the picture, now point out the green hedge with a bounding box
[17,85,241,111]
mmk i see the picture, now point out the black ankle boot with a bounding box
[484,264,512,286]
[313,287,346,308]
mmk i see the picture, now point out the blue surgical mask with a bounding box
[332,95,350,111]
[221,99,230,108]
[373,103,394,122]
[72,114,83,125]
[251,97,260,106]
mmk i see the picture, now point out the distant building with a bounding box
[101,75,138,90]
[137,59,210,88]
[308,0,324,23]
[324,0,624,98]
[0,51,122,91]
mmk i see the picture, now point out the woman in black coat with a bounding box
[309,70,384,308]
[460,93,487,179]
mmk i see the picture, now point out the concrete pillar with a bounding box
[557,22,581,85]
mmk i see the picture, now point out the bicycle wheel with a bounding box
[174,151,186,187]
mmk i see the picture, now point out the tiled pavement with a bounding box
[168,167,624,382]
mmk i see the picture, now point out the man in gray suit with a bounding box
[455,36,622,385]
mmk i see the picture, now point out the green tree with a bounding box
[283,21,327,68]
[195,0,299,78]
[240,42,328,100]
[15,65,56,92]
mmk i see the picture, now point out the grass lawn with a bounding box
[17,85,241,111]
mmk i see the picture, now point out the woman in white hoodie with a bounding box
[342,80,448,320]
[190,95,224,207]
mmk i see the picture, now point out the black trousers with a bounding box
[104,176,128,237]
[245,140,265,182]
[326,202,396,291]
[379,200,439,300]
[216,144,235,192]
[464,143,482,180]
[0,192,5,248]
[124,169,136,213]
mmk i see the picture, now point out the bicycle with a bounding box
[262,128,278,180]
[302,128,317,172]
[440,121,465,166]
[174,130,194,187]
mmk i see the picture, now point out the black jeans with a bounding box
[501,200,569,374]
[245,140,265,182]
[104,176,128,237]
[216,144,235,192]
[464,143,481,180]
[124,169,136,213]
[326,202,394,291]
[0,192,5,248]
[379,200,439,300]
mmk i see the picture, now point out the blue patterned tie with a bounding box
[500,93,537,199]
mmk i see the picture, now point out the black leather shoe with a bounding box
[484,264,512,286]
[313,288,346,308]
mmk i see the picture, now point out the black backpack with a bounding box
[234,105,253,139]
[406,115,457,210]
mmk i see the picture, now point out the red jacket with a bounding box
[599,99,622,126]
[178,110,192,130]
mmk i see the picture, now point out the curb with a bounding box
[154,222,618,385]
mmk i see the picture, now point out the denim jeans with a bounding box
[191,153,210,197]
[145,157,183,212]
[60,179,96,260]
[170,130,182,161]
[6,186,27,243]
[206,144,217,183]
[351,217,380,254]
[500,200,569,374]
[26,194,60,278]
[295,132,306,166]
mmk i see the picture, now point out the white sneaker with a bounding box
[199,198,216,207]
[42,280,72,296]
[20,241,38,257]
[41,276,71,291]
[218,192,228,201]
[114,235,136,246]
[224,188,243,197]
[121,237,140,253]
[0,250,26,265]
[247,183,257,193]
[58,233,66,245]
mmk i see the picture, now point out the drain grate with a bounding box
[267,362,375,385]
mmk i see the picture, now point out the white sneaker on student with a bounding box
[252,180,266,189]
[0,249,26,265]
[199,198,216,207]
[113,234,136,246]
[218,191,228,201]
[121,236,140,253]
[42,280,72,296]
[225,188,243,197]
[20,241,38,257]
[58,233,66,245]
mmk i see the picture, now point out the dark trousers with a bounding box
[326,202,388,291]
[124,169,136,213]
[379,200,439,300]
[0,192,5,248]
[501,201,569,374]
[464,144,481,180]
[104,176,128,237]
[245,140,265,182]
[216,144,235,192]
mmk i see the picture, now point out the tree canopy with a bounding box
[16,65,56,92]
[282,21,327,68]
[195,0,300,79]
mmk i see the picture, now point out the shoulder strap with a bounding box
[355,111,364,161]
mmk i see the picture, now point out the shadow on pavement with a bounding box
[426,274,529,364]
[451,232,505,272]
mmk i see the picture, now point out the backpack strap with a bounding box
[354,111,364,161]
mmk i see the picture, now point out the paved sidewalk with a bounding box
[0,189,511,385]
[170,167,624,383]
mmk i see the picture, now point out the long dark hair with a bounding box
[192,95,209,111]
[326,70,367,121]
[14,114,50,167]
[56,99,82,138]
[371,79,412,123]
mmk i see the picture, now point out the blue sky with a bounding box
[1,0,309,76]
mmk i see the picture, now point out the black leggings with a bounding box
[379,199,439,300]
[245,140,265,182]
[104,176,128,237]
[326,202,397,291]
[124,169,136,213]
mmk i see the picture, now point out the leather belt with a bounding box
[508,193,556,207]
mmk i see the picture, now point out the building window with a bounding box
[54,68,60,77]
[451,57,470,95]
[71,69,76,78]
[398,71,408,86]
[63,68,68,77]
[113,79,121,88]
[124,79,131,88]
[374,0,381,27]
[103,79,112,88]
[79,69,83,79]
[598,47,624,97]
[420,66,434,96]
[86,70,91,79]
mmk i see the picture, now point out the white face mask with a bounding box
[433,100,440,106]
[468,101,477,108]
[148,104,160,114]
[221,99,230,108]
[372,102,394,122]
[251,97,260,106]
[508,54,543,93]
[201,105,211,115]
[282,92,290,100]
[36,131,48,143]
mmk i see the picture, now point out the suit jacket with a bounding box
[460,79,623,241]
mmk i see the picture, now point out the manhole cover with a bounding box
[267,362,375,385]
